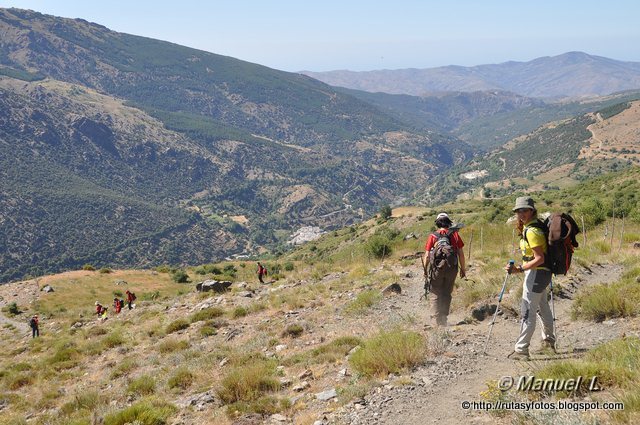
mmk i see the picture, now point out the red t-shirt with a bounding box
[425,229,464,252]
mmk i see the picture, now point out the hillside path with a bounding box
[329,263,627,425]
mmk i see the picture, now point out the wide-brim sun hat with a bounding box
[512,196,535,212]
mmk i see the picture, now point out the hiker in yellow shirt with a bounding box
[505,197,555,360]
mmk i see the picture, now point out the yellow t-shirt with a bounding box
[520,220,549,271]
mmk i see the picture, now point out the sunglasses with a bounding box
[514,208,531,213]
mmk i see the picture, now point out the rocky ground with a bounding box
[324,263,634,425]
[0,262,635,425]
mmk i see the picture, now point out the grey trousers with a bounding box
[429,267,458,326]
[515,269,555,353]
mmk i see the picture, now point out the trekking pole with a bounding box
[550,278,557,350]
[483,260,514,355]
[419,253,430,300]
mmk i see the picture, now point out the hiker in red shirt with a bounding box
[125,290,136,310]
[29,315,39,338]
[257,262,268,284]
[95,301,103,316]
[113,297,122,314]
[422,212,466,326]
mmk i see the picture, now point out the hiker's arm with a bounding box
[458,249,466,278]
[520,245,545,271]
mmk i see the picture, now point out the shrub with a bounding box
[155,265,172,273]
[101,331,126,349]
[127,375,156,397]
[99,268,112,274]
[231,306,248,319]
[60,391,105,416]
[379,205,392,220]
[167,367,194,390]
[349,330,427,377]
[344,290,382,315]
[281,324,304,338]
[365,236,392,259]
[284,262,295,271]
[6,373,33,390]
[2,302,21,316]
[200,324,217,337]
[103,398,176,425]
[171,270,189,283]
[217,361,280,404]
[190,307,225,323]
[110,358,138,379]
[82,264,96,271]
[165,319,190,334]
[157,338,190,354]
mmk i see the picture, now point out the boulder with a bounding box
[382,283,402,295]
[41,285,54,293]
[196,280,232,293]
[316,388,337,401]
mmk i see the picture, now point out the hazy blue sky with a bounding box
[1,0,639,72]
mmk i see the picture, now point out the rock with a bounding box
[237,291,253,298]
[403,232,418,241]
[315,388,337,401]
[270,413,288,422]
[298,369,313,380]
[636,276,640,283]
[114,280,127,286]
[288,226,325,245]
[275,344,287,352]
[471,303,496,321]
[382,283,402,295]
[633,242,640,249]
[347,346,361,356]
[338,368,350,378]
[176,391,219,410]
[279,378,292,387]
[219,357,229,367]
[292,381,310,392]
[196,280,232,293]
[401,252,423,260]
[41,285,54,293]
[70,322,84,329]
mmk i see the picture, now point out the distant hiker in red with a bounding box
[257,262,268,284]
[95,301,103,316]
[29,315,39,338]
[125,290,136,310]
[113,298,122,314]
[423,212,466,327]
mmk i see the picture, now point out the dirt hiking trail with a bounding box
[328,263,630,425]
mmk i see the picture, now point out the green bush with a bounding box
[2,302,21,316]
[349,329,427,377]
[103,398,176,425]
[102,331,126,349]
[379,205,392,220]
[217,360,280,403]
[344,290,382,315]
[165,319,190,334]
[82,264,96,271]
[231,306,248,319]
[284,262,295,271]
[171,270,189,283]
[157,338,189,354]
[167,367,194,390]
[281,324,304,338]
[190,307,225,323]
[127,375,156,397]
[99,268,112,274]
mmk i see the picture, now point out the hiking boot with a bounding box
[507,350,530,361]
[537,339,557,353]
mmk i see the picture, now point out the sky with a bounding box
[1,0,639,72]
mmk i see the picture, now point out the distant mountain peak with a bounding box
[302,52,640,99]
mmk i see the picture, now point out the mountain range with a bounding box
[0,8,471,281]
[302,52,640,99]
[1,7,640,282]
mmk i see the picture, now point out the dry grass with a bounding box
[349,329,427,377]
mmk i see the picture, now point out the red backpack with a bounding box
[525,213,580,275]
